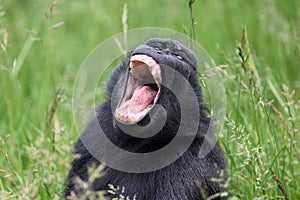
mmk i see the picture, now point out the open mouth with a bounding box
[115,55,162,124]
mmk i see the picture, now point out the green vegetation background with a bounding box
[0,0,299,199]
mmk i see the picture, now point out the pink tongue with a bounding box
[129,86,157,114]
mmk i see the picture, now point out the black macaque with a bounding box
[65,38,227,200]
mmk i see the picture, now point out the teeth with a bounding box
[150,64,162,86]
[115,100,151,123]
[130,55,162,86]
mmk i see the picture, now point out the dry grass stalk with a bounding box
[269,167,289,200]
[44,86,64,138]
[267,101,300,161]
[122,3,128,49]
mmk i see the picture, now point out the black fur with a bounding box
[65,38,227,199]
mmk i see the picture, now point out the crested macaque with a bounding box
[65,38,227,200]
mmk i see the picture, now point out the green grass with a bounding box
[0,0,299,199]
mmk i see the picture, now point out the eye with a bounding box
[174,54,183,60]
[154,47,163,54]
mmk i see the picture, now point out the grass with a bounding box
[0,0,299,199]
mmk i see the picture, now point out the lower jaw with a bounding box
[115,102,152,124]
